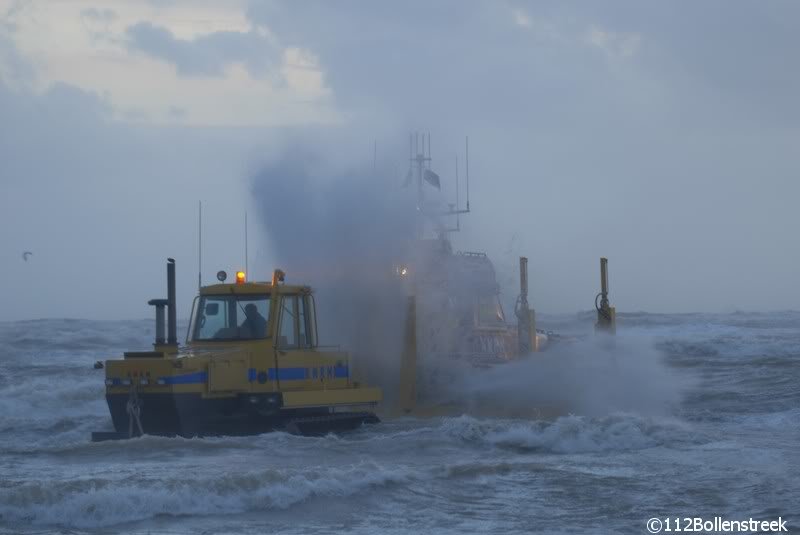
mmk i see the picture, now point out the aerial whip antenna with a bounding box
[244,211,249,276]
[465,136,470,212]
[427,131,431,169]
[198,200,202,292]
[455,155,460,231]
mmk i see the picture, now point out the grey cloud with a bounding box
[247,0,800,130]
[0,31,34,84]
[125,21,277,77]
[168,105,187,119]
[1,0,26,33]
[81,8,117,23]
[80,7,119,45]
[572,1,800,128]
[247,0,565,126]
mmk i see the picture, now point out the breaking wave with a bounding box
[0,462,413,528]
[435,413,701,453]
[0,412,703,529]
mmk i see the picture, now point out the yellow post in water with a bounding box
[516,257,537,353]
[595,257,616,334]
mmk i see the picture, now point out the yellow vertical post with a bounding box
[517,257,538,353]
[595,257,616,334]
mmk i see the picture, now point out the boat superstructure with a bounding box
[397,135,546,369]
[380,133,595,414]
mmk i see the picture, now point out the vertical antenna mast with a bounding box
[416,131,423,206]
[198,200,202,292]
[415,131,424,238]
[244,211,249,276]
[408,132,413,187]
[455,154,460,231]
[466,136,470,212]
[427,131,431,169]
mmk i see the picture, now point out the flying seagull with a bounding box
[22,251,33,261]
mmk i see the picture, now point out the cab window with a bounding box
[278,296,298,349]
[277,294,316,349]
[193,295,270,341]
[476,294,505,326]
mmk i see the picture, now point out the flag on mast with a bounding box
[423,169,440,189]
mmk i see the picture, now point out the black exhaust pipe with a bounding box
[167,258,177,345]
[148,298,167,345]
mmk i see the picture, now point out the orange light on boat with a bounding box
[236,271,246,284]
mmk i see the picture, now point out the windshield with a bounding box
[476,294,506,327]
[192,294,271,341]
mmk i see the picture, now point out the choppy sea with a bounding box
[0,313,797,534]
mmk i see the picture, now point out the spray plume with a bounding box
[251,149,416,399]
[250,146,688,418]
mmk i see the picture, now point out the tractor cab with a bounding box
[187,269,318,350]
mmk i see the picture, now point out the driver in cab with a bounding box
[240,303,267,339]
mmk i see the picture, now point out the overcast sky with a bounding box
[1,0,799,321]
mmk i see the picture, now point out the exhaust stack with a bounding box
[147,298,168,346]
[167,258,177,345]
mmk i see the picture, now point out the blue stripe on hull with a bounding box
[160,371,208,385]
[269,366,349,381]
[155,366,350,385]
[268,367,306,381]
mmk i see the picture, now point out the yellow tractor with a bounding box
[92,259,381,440]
